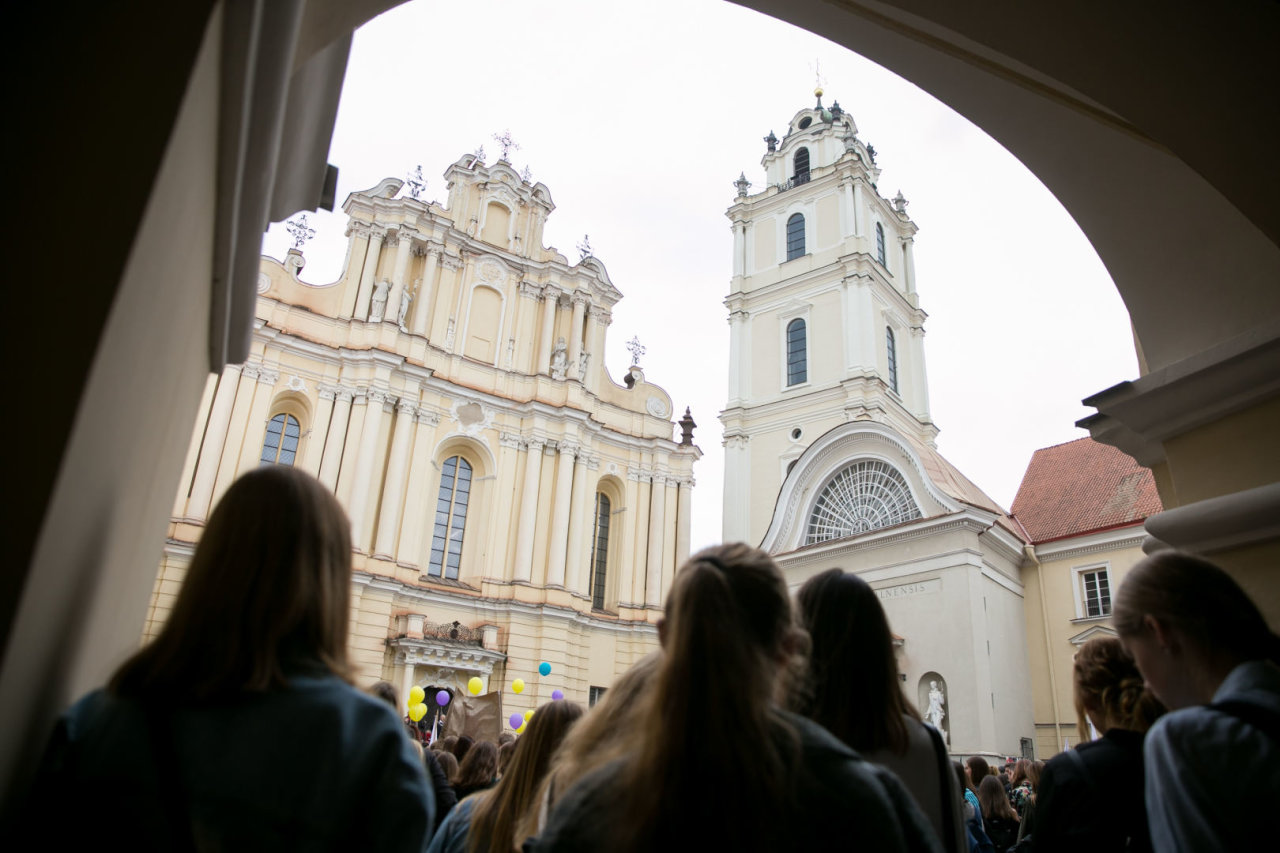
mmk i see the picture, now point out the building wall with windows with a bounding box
[147,156,699,715]
[1012,437,1162,759]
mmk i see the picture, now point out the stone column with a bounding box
[853,184,865,238]
[731,220,745,277]
[538,288,558,374]
[235,367,279,472]
[388,229,416,323]
[411,245,440,336]
[399,660,415,715]
[661,477,679,594]
[910,325,931,420]
[354,226,386,321]
[302,384,337,474]
[721,436,750,543]
[567,295,587,379]
[629,472,651,605]
[564,451,591,595]
[545,442,578,587]
[398,407,440,566]
[726,310,745,405]
[512,438,546,583]
[349,388,395,551]
[186,364,242,519]
[645,475,667,607]
[485,433,524,580]
[852,280,876,372]
[373,397,418,559]
[676,477,693,568]
[340,223,371,318]
[842,179,857,238]
[903,236,918,295]
[317,388,353,489]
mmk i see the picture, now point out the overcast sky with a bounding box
[263,0,1137,552]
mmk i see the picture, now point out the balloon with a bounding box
[551,689,564,701]
[517,724,525,734]
[409,702,427,722]
[509,712,523,730]
[524,709,534,721]
[408,685,425,706]
[468,676,483,695]
[539,662,552,676]
[436,690,450,706]
[512,678,525,694]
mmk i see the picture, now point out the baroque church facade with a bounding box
[722,91,1036,758]
[147,154,699,717]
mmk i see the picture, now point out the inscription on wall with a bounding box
[875,579,941,601]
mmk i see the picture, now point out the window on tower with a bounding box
[786,213,805,261]
[793,147,810,183]
[786,318,807,386]
[428,455,472,580]
[886,326,899,394]
[876,222,887,267]
[259,413,301,466]
[589,492,611,610]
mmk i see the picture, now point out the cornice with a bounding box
[1032,526,1146,563]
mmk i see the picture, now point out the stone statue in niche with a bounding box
[550,337,568,380]
[926,680,948,743]
[370,279,390,322]
[397,282,414,331]
[578,351,589,379]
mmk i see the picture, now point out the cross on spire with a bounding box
[285,214,316,249]
[626,335,646,366]
[492,130,520,162]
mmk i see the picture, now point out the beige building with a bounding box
[722,92,1034,759]
[148,155,699,717]
[1012,437,1162,758]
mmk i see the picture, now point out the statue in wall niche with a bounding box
[370,279,390,322]
[926,680,948,743]
[578,351,589,379]
[551,337,568,380]
[397,282,414,330]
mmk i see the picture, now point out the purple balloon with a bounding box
[551,689,564,701]
[436,690,450,706]
[509,712,523,730]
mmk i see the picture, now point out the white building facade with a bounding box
[722,92,1034,758]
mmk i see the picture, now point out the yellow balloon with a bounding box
[408,685,425,707]
[516,723,525,734]
[512,678,525,694]
[524,709,534,721]
[468,676,483,695]
[409,702,427,722]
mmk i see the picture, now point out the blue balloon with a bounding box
[509,712,523,729]
[551,689,565,701]
[538,662,551,676]
[436,690,450,706]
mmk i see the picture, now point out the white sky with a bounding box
[263,0,1137,553]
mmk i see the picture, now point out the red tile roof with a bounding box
[1011,436,1162,544]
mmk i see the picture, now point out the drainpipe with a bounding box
[1024,543,1063,753]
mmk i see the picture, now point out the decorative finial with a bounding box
[521,165,533,183]
[811,58,826,105]
[492,130,520,162]
[866,142,878,163]
[577,234,594,261]
[764,130,778,153]
[405,165,426,200]
[285,214,316,250]
[473,145,486,164]
[678,407,697,446]
[893,190,909,214]
[626,335,646,367]
[734,172,751,198]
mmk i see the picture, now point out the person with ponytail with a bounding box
[1112,550,1280,852]
[1034,636,1164,853]
[530,543,940,852]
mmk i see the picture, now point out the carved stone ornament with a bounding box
[256,273,271,294]
[450,399,494,436]
[478,258,505,284]
[646,396,669,418]
[286,375,306,393]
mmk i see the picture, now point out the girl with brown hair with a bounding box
[28,466,433,850]
[452,740,500,801]
[977,775,1019,851]
[529,543,939,852]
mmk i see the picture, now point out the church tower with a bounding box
[721,88,934,544]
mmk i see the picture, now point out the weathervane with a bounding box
[405,165,426,200]
[577,234,593,261]
[626,335,645,366]
[493,130,520,162]
[285,214,316,250]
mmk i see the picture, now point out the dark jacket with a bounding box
[1034,729,1152,853]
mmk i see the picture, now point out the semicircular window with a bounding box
[806,460,922,544]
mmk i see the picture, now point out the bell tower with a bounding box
[721,89,936,544]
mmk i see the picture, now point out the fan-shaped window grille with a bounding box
[806,460,922,543]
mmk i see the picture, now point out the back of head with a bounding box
[455,740,499,790]
[965,755,989,787]
[1010,758,1030,787]
[795,568,916,754]
[1072,635,1164,740]
[369,681,399,710]
[110,466,353,699]
[436,750,458,782]
[1113,550,1279,667]
[470,700,584,853]
[454,735,475,764]
[978,774,1016,821]
[624,544,802,850]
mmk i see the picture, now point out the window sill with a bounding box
[1069,614,1111,625]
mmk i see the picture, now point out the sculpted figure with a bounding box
[926,681,947,740]
[551,337,568,380]
[370,279,390,323]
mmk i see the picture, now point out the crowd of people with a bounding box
[20,467,1280,851]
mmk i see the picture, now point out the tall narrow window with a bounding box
[1080,568,1112,618]
[428,456,472,580]
[876,222,887,266]
[589,492,611,610]
[786,213,805,261]
[793,147,810,182]
[260,413,300,466]
[886,326,899,394]
[786,318,807,386]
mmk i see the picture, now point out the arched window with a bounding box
[259,413,300,466]
[793,147,810,181]
[589,492,611,610]
[886,326,899,393]
[806,460,922,544]
[786,213,805,261]
[876,222,887,266]
[786,318,807,385]
[428,455,472,580]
